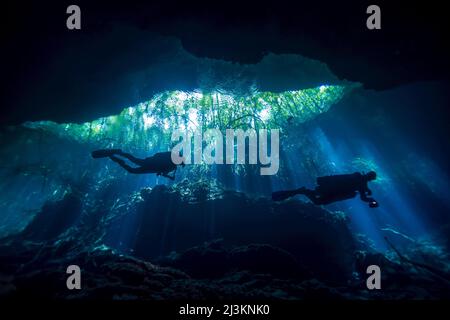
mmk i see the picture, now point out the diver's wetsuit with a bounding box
[272,172,378,207]
[93,150,181,180]
[303,173,375,204]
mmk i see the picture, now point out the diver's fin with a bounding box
[272,189,301,201]
[91,149,122,158]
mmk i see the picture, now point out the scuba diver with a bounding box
[272,171,379,208]
[91,149,184,180]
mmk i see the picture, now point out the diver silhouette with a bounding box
[91,149,184,180]
[272,171,379,208]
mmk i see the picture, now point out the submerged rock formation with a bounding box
[0,181,449,300]
[101,182,356,282]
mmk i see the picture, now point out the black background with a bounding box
[2,0,449,125]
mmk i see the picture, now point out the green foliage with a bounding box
[24,86,346,152]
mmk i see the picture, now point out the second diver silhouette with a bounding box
[91,149,184,180]
[272,171,379,208]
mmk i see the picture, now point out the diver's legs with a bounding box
[116,151,146,166]
[297,188,325,205]
[109,155,146,174]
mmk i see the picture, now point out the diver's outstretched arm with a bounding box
[361,182,372,196]
[359,190,373,202]
[359,190,379,207]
